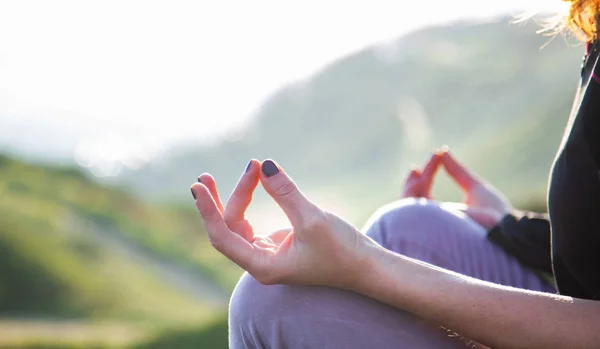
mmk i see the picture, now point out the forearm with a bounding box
[356,245,600,349]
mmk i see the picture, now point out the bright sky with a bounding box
[0,0,567,172]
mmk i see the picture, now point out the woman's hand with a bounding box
[441,151,512,229]
[401,151,443,199]
[191,159,380,289]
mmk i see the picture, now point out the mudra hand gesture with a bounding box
[191,159,379,289]
[401,148,512,230]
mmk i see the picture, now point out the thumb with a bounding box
[259,159,320,226]
[441,150,479,192]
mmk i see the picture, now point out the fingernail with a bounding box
[262,159,279,177]
[409,163,418,171]
[245,160,252,173]
[190,187,197,200]
[439,144,449,153]
[197,177,202,183]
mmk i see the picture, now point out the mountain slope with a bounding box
[0,154,239,322]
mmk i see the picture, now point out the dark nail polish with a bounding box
[245,160,252,173]
[262,160,279,177]
[197,177,202,183]
[190,188,197,200]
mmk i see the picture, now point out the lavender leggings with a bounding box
[229,199,556,348]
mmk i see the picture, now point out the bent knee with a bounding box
[230,273,347,347]
[229,272,462,349]
[229,272,353,327]
[228,273,279,348]
[229,273,371,348]
[363,199,469,238]
[362,199,485,260]
[365,198,448,225]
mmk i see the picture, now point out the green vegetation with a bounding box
[0,154,242,303]
[133,316,228,349]
[0,154,235,346]
[1,317,228,349]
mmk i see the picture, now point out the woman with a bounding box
[190,2,600,348]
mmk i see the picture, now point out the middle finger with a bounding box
[223,159,260,234]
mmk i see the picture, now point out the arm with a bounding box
[357,245,599,349]
[193,159,598,349]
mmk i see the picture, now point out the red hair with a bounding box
[565,0,600,41]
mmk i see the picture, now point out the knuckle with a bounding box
[222,212,235,224]
[301,211,329,232]
[274,180,298,198]
[209,237,222,251]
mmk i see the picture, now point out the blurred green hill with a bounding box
[0,153,242,321]
[0,153,239,346]
[115,16,581,224]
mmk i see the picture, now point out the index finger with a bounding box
[441,151,479,191]
[419,152,443,195]
[191,183,254,270]
[224,159,260,223]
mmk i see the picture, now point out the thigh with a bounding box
[362,198,555,293]
[229,272,474,349]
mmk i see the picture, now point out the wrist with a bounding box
[346,238,396,296]
[348,241,437,315]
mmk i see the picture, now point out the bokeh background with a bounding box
[0,0,583,348]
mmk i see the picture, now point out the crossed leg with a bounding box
[229,199,555,348]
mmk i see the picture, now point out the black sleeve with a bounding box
[487,211,553,275]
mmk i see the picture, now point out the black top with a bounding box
[489,41,600,300]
